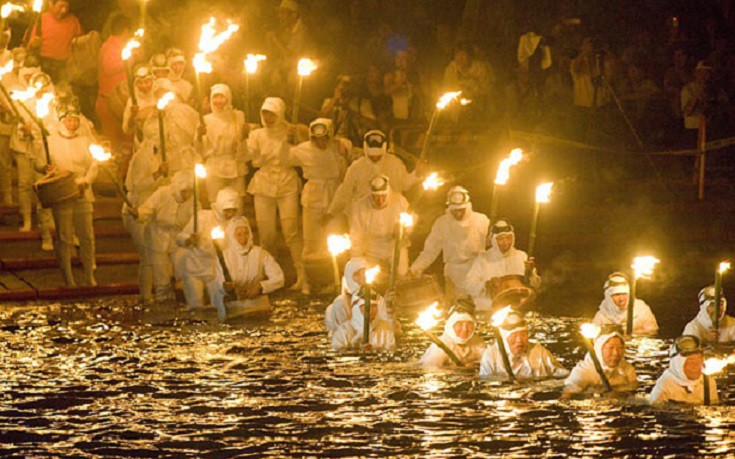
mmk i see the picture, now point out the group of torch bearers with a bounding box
[1,10,733,407]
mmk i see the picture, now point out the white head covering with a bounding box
[369,175,390,196]
[342,257,368,295]
[498,311,528,357]
[695,285,727,329]
[363,130,387,158]
[443,310,476,345]
[212,187,240,221]
[592,331,625,371]
[260,97,287,132]
[210,84,234,119]
[171,170,193,203]
[225,216,253,254]
[309,118,333,138]
[598,273,630,323]
[167,49,186,81]
[489,219,515,254]
[667,353,700,388]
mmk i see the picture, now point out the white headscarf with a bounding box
[443,311,476,345]
[210,84,234,120]
[212,187,240,221]
[489,219,516,258]
[499,317,528,358]
[171,170,193,203]
[694,285,727,329]
[666,353,700,389]
[597,273,630,324]
[363,130,387,158]
[260,97,287,134]
[225,216,253,254]
[446,186,473,226]
[342,257,368,295]
[591,331,625,371]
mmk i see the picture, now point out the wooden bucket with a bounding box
[394,275,443,315]
[33,170,79,208]
[489,275,537,312]
[225,295,272,320]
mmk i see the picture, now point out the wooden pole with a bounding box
[582,336,612,391]
[491,327,516,382]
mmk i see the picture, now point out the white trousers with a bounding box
[51,198,95,287]
[14,152,53,235]
[253,193,303,276]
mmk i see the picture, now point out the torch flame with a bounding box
[491,306,512,328]
[1,3,24,18]
[35,93,53,119]
[198,17,240,54]
[702,356,735,376]
[134,28,144,38]
[580,323,602,339]
[0,59,13,77]
[365,265,380,285]
[399,212,414,228]
[211,226,225,241]
[121,39,140,61]
[156,92,175,110]
[193,53,213,74]
[297,58,317,76]
[719,261,731,274]
[422,172,445,191]
[88,145,111,162]
[10,86,39,102]
[194,164,207,179]
[244,54,267,74]
[535,182,554,204]
[631,256,660,280]
[460,98,472,106]
[327,234,351,256]
[32,0,42,13]
[494,148,524,185]
[436,91,462,110]
[415,301,442,331]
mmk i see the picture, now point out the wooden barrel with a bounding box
[225,295,272,320]
[489,274,537,312]
[33,170,79,208]
[394,275,443,315]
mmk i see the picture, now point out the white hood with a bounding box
[212,187,240,221]
[442,311,476,345]
[260,97,287,133]
[225,216,253,254]
[342,257,368,295]
[210,83,234,121]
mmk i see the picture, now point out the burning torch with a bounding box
[419,91,470,162]
[702,355,734,405]
[714,261,730,331]
[415,302,463,366]
[121,38,141,106]
[89,144,133,208]
[210,225,233,283]
[627,256,660,335]
[293,58,317,124]
[327,234,351,294]
[579,323,613,392]
[1,3,24,34]
[490,306,517,382]
[243,54,266,123]
[490,148,523,223]
[0,60,22,120]
[388,212,414,293]
[156,91,175,170]
[362,265,380,345]
[193,164,207,234]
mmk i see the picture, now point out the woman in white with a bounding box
[167,50,193,105]
[121,66,157,139]
[683,285,735,343]
[325,257,367,337]
[480,311,568,380]
[197,84,248,206]
[213,217,285,322]
[36,108,98,287]
[650,335,719,405]
[288,118,348,259]
[331,295,396,351]
[421,302,487,369]
[150,78,200,176]
[592,272,659,335]
[175,187,240,310]
[247,97,304,290]
[133,170,194,302]
[562,330,638,397]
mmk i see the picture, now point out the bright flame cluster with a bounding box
[436,91,462,110]
[194,164,207,179]
[365,265,380,285]
[198,17,239,54]
[703,355,735,376]
[422,172,444,191]
[211,226,225,241]
[580,323,602,339]
[89,144,112,163]
[494,148,523,185]
[327,234,351,256]
[157,91,175,110]
[244,54,267,74]
[11,85,39,102]
[719,261,731,274]
[134,28,145,38]
[0,59,13,77]
[1,3,24,18]
[35,93,54,119]
[535,182,554,204]
[491,306,512,328]
[121,39,141,61]
[193,53,213,74]
[297,58,317,76]
[415,301,441,331]
[632,256,660,279]
[32,0,42,13]
[399,212,414,228]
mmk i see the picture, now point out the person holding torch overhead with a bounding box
[592,272,659,336]
[420,300,487,370]
[683,285,735,343]
[650,335,719,405]
[408,186,489,302]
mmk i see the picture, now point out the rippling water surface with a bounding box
[1,295,735,458]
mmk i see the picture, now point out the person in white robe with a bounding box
[592,272,659,335]
[421,301,487,369]
[331,295,397,351]
[650,335,719,405]
[167,50,194,105]
[683,285,735,344]
[325,257,367,337]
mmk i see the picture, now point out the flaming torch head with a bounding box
[631,256,660,280]
[703,357,729,376]
[193,53,213,74]
[494,149,524,185]
[535,182,554,204]
[135,28,144,38]
[1,3,25,19]
[194,164,207,179]
[121,39,140,61]
[157,91,175,110]
[436,91,462,110]
[365,265,380,285]
[11,87,37,102]
[415,301,442,331]
[32,0,43,13]
[198,18,240,54]
[422,172,445,191]
[491,306,512,328]
[211,226,225,241]
[580,323,602,339]
[89,144,111,163]
[244,54,266,74]
[399,212,414,228]
[35,93,54,119]
[297,58,317,76]
[0,59,13,77]
[327,234,351,256]
[719,261,731,274]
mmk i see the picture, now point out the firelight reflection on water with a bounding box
[1,295,734,457]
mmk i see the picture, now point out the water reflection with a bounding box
[0,296,733,456]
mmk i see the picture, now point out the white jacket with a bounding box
[175,209,226,279]
[141,102,200,175]
[348,191,409,262]
[288,138,348,208]
[41,128,98,202]
[325,293,352,338]
[246,98,300,198]
[650,371,719,405]
[125,139,165,208]
[328,153,417,216]
[592,298,659,335]
[420,334,486,369]
[331,296,396,351]
[480,343,569,381]
[200,87,248,179]
[410,209,489,290]
[683,301,735,344]
[137,178,193,254]
[122,89,158,136]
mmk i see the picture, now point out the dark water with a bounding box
[1,295,735,458]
